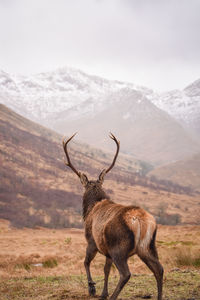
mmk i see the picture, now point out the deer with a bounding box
[63,133,163,300]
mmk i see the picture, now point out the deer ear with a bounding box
[80,173,88,187]
[98,169,107,184]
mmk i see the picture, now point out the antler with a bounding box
[99,133,120,181]
[63,133,81,178]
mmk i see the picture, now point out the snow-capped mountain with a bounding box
[1,67,199,137]
[150,79,200,137]
[0,67,200,165]
[0,68,152,122]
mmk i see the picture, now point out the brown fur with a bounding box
[82,181,163,300]
[63,134,163,300]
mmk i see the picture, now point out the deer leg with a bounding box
[139,253,163,300]
[100,257,113,299]
[109,256,131,300]
[84,242,97,296]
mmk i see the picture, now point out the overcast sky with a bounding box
[0,0,200,91]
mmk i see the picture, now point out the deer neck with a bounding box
[82,186,109,220]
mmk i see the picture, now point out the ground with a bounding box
[0,220,200,299]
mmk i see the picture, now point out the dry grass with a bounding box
[0,220,200,277]
[0,220,200,299]
[175,248,200,268]
[0,271,200,299]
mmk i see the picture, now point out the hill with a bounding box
[1,104,200,227]
[149,153,200,192]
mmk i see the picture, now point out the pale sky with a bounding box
[0,0,200,92]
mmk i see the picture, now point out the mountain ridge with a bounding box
[0,67,200,165]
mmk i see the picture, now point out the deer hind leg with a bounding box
[100,257,113,299]
[138,251,163,300]
[84,241,97,296]
[109,256,131,300]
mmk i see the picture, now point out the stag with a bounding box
[63,133,163,300]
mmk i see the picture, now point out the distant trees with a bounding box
[155,202,182,225]
[108,171,193,196]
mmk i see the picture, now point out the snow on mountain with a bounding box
[1,67,199,137]
[0,67,200,165]
[149,79,200,137]
[0,67,152,122]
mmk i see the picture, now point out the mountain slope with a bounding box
[0,103,150,228]
[150,79,200,138]
[53,88,200,165]
[0,68,152,122]
[1,104,200,226]
[149,153,200,192]
[0,67,200,165]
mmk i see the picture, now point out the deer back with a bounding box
[85,199,157,258]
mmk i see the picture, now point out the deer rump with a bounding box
[85,199,157,259]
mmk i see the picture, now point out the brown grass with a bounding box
[0,220,200,299]
[0,220,200,279]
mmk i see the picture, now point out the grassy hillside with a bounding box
[1,103,200,227]
[149,153,200,192]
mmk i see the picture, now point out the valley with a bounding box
[0,104,200,228]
